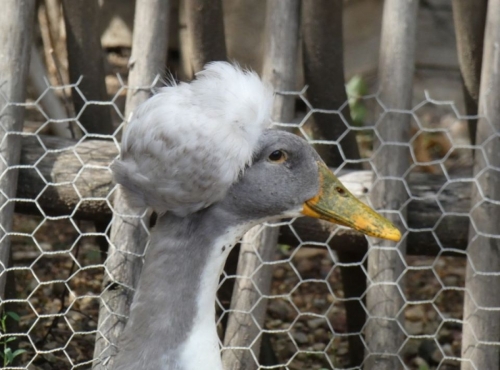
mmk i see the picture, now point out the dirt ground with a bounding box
[7,213,465,370]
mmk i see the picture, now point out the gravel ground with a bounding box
[5,214,466,370]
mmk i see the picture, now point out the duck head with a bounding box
[221,129,401,242]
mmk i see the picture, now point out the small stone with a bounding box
[413,356,431,369]
[314,328,328,341]
[336,343,349,356]
[405,305,425,321]
[406,320,424,335]
[307,318,326,330]
[268,300,294,320]
[426,308,438,320]
[273,268,285,279]
[312,342,326,351]
[443,275,459,287]
[40,242,52,251]
[402,339,421,357]
[45,341,61,350]
[313,298,326,308]
[431,347,444,363]
[440,343,454,357]
[267,319,283,328]
[296,259,314,273]
[292,331,309,344]
[292,296,304,307]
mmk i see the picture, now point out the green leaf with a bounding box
[12,349,27,358]
[6,312,20,322]
[4,347,13,364]
[350,103,367,125]
[4,336,17,343]
[346,75,368,98]
[278,244,290,254]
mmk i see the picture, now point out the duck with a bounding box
[109,62,401,370]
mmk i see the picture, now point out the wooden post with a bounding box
[184,0,227,73]
[92,1,170,369]
[452,0,488,145]
[0,0,35,299]
[461,1,500,368]
[301,0,361,168]
[364,1,418,369]
[221,2,300,368]
[260,0,300,125]
[336,248,368,367]
[302,1,368,366]
[61,0,113,136]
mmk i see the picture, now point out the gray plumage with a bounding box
[111,130,322,370]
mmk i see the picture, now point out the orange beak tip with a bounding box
[382,228,402,242]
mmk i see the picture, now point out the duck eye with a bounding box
[268,150,286,163]
[336,186,346,195]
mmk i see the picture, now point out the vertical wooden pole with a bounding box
[184,0,227,74]
[301,0,361,169]
[461,1,500,368]
[61,0,113,135]
[302,1,368,365]
[452,0,488,146]
[92,1,170,369]
[261,0,301,125]
[364,1,418,369]
[336,248,368,367]
[0,0,36,299]
[221,2,300,369]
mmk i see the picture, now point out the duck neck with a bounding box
[113,208,252,370]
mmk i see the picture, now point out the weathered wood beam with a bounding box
[0,0,36,300]
[221,2,300,368]
[364,1,418,369]
[16,135,471,256]
[92,1,171,369]
[461,1,500,369]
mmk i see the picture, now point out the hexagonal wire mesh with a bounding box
[0,74,497,370]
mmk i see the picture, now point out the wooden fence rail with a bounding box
[17,135,471,257]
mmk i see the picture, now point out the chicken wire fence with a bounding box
[0,76,497,370]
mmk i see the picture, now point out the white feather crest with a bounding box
[112,62,274,216]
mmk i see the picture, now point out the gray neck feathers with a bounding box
[111,205,253,370]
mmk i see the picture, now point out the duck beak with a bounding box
[302,162,402,242]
